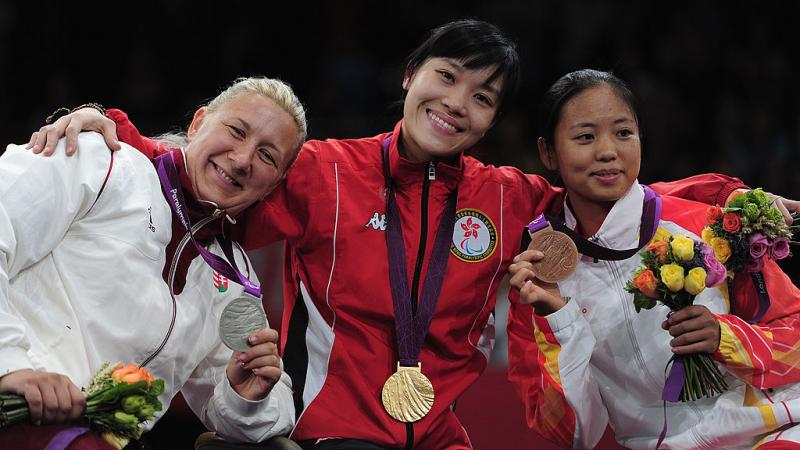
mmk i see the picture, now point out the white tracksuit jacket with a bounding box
[508,182,800,449]
[0,132,293,442]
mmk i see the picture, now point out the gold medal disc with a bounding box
[381,362,434,423]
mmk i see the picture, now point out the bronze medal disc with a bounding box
[529,229,579,283]
[381,363,435,423]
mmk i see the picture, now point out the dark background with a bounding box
[1,1,797,449]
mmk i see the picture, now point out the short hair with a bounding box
[405,19,521,118]
[157,76,308,159]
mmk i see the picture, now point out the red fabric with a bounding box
[650,173,747,209]
[0,424,114,450]
[758,441,800,449]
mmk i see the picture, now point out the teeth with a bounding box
[214,164,238,186]
[428,112,457,132]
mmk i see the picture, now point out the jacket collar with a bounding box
[386,120,462,190]
[166,148,235,242]
[563,180,645,251]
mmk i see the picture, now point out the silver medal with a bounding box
[219,295,267,352]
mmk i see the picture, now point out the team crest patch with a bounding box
[213,271,229,293]
[450,209,497,262]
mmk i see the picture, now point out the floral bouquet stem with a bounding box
[679,353,728,402]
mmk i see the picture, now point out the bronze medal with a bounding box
[381,362,435,423]
[528,225,579,283]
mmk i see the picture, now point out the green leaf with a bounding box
[633,292,657,313]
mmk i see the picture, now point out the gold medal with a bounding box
[381,362,434,422]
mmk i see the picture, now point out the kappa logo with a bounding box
[450,209,497,262]
[213,271,229,293]
[365,212,387,231]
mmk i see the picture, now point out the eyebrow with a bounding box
[443,59,502,97]
[570,117,636,129]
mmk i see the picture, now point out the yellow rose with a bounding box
[670,235,695,262]
[660,263,685,292]
[710,237,732,264]
[684,267,707,296]
[701,227,714,245]
[652,227,672,244]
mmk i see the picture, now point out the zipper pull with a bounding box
[427,162,436,181]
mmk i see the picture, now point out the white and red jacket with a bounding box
[507,182,800,449]
[0,133,294,442]
[107,111,746,449]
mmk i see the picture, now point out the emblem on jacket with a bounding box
[365,212,387,231]
[147,207,156,232]
[450,209,497,262]
[213,271,229,293]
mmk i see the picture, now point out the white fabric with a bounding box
[0,132,293,442]
[544,181,800,449]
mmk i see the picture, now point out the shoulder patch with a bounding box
[450,208,497,262]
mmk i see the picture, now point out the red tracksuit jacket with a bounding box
[107,110,745,449]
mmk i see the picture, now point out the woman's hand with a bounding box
[509,249,567,316]
[661,305,721,355]
[27,108,120,156]
[226,328,283,401]
[0,369,85,425]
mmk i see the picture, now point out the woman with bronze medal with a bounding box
[508,70,800,449]
[27,22,785,450]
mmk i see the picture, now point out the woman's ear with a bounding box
[402,69,414,91]
[537,137,557,171]
[187,107,208,142]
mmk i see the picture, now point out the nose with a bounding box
[441,87,468,117]
[228,145,256,176]
[595,134,618,162]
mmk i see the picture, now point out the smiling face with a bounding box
[399,57,503,162]
[540,84,641,211]
[185,92,300,216]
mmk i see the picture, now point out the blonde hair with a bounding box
[156,76,308,157]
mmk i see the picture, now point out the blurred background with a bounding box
[1,1,798,448]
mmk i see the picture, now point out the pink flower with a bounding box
[701,244,727,287]
[746,255,766,273]
[771,237,791,260]
[749,233,769,259]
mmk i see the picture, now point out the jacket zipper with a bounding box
[404,161,435,450]
[409,162,435,317]
[140,209,225,368]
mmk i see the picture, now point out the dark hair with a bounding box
[405,19,521,117]
[538,69,640,147]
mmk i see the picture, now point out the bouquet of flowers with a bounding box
[0,363,164,449]
[626,229,729,401]
[702,188,794,274]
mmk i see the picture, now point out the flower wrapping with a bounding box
[0,362,164,449]
[626,229,729,402]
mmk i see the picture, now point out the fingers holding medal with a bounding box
[509,215,579,315]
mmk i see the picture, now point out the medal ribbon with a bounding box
[382,136,457,367]
[536,186,662,261]
[155,150,261,298]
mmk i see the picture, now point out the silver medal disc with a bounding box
[219,296,267,352]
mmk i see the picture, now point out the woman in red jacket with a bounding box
[29,20,765,450]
